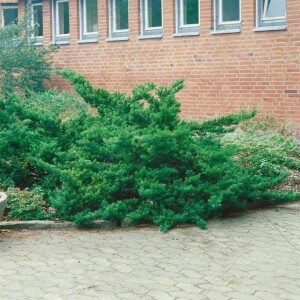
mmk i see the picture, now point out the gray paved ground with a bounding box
[1,203,300,300]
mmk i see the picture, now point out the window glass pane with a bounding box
[115,0,128,30]
[58,1,69,35]
[222,0,240,22]
[147,0,162,28]
[264,0,286,19]
[86,0,98,33]
[33,5,43,37]
[183,0,198,25]
[3,8,18,26]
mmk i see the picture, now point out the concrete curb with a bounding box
[0,220,117,230]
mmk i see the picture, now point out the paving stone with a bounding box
[279,292,300,300]
[148,290,173,300]
[40,294,65,300]
[153,276,175,286]
[254,291,281,300]
[65,295,99,300]
[95,291,119,300]
[0,202,299,299]
[176,282,204,294]
[228,295,261,300]
[116,292,146,299]
[112,263,133,273]
[0,268,18,275]
[23,287,45,298]
[203,290,230,300]
[170,291,208,299]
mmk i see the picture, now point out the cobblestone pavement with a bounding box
[1,203,300,300]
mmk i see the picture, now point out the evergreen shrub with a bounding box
[0,69,299,230]
[46,70,297,231]
[0,91,87,191]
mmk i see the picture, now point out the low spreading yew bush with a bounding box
[0,70,299,230]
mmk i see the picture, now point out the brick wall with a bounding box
[13,0,300,123]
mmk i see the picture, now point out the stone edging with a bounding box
[0,220,117,230]
[0,217,144,231]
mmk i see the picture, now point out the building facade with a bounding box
[0,0,299,123]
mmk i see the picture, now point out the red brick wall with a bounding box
[15,0,300,123]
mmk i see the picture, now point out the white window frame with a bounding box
[144,0,163,31]
[254,0,287,30]
[55,0,70,38]
[31,2,43,39]
[262,0,286,22]
[219,0,241,25]
[111,0,129,34]
[1,5,18,27]
[82,0,98,36]
[178,0,200,29]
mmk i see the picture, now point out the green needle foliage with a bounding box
[50,70,298,230]
[1,69,299,230]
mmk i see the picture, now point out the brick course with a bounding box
[5,0,300,123]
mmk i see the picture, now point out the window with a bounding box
[108,0,129,40]
[140,0,163,37]
[146,0,162,28]
[175,0,199,35]
[213,0,241,33]
[31,2,43,40]
[263,0,286,20]
[114,0,129,31]
[255,0,287,30]
[2,5,18,27]
[57,0,69,36]
[53,0,70,43]
[79,0,98,41]
[220,0,240,23]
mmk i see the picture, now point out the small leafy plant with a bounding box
[6,188,49,220]
[222,117,300,177]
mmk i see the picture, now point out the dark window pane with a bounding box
[3,8,18,26]
[33,5,43,37]
[86,0,98,33]
[183,0,198,25]
[222,0,240,22]
[147,0,162,28]
[115,0,128,30]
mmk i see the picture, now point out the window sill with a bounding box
[77,39,99,44]
[34,42,43,46]
[173,32,199,37]
[51,40,70,45]
[106,37,129,42]
[253,25,287,32]
[210,29,241,35]
[138,34,163,40]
